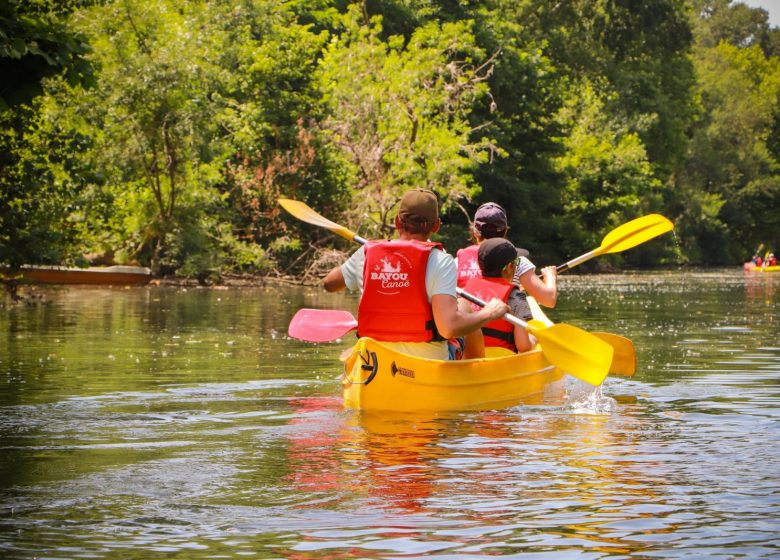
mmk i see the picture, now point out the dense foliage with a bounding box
[2,0,779,279]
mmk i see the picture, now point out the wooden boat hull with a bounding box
[5,265,152,285]
[743,262,780,273]
[341,338,564,412]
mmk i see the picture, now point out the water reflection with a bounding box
[277,400,695,557]
[1,272,779,558]
[744,272,779,310]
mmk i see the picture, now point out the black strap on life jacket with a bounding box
[481,327,514,344]
[427,319,446,342]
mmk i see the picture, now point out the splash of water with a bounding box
[562,377,617,415]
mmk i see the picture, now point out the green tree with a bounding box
[674,41,780,261]
[67,0,345,278]
[69,0,236,275]
[0,97,94,270]
[213,0,343,271]
[0,0,91,109]
[359,1,694,262]
[692,0,779,57]
[0,0,92,272]
[316,6,500,239]
[554,83,663,260]
[523,0,697,176]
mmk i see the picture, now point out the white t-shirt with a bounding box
[511,256,536,284]
[341,243,456,359]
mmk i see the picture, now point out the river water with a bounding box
[1,270,778,558]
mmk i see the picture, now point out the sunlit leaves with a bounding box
[316,6,498,236]
[554,82,660,256]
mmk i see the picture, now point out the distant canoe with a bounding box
[3,265,152,285]
[743,262,780,273]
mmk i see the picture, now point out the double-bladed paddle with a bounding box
[279,198,673,274]
[287,307,635,377]
[279,197,615,385]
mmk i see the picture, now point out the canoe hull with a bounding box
[743,262,780,273]
[3,265,152,285]
[342,337,564,412]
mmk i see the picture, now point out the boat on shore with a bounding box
[2,265,152,285]
[743,262,780,273]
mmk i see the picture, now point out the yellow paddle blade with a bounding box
[278,198,359,242]
[528,323,613,386]
[593,332,637,376]
[527,296,634,377]
[598,213,674,255]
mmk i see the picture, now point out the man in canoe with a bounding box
[322,188,510,360]
[463,238,535,353]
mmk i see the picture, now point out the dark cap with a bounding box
[398,189,439,223]
[474,202,507,231]
[478,238,529,276]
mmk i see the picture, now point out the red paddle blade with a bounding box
[288,308,357,342]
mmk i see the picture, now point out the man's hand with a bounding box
[540,266,557,282]
[481,297,510,321]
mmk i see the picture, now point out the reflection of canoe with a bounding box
[743,262,780,273]
[341,338,563,411]
[4,265,152,285]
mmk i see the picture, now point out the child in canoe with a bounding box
[462,238,536,353]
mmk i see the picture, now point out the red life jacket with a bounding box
[456,244,482,288]
[463,276,516,352]
[358,240,443,342]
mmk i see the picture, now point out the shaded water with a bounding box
[1,270,779,558]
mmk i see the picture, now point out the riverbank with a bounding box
[151,273,307,288]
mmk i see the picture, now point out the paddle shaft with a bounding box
[456,288,528,330]
[281,197,670,276]
[557,249,599,273]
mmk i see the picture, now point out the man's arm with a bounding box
[323,246,364,293]
[323,266,346,292]
[431,294,509,340]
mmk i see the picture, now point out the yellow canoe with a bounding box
[743,262,780,273]
[341,338,564,412]
[341,297,567,412]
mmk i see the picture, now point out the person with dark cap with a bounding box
[323,189,511,360]
[456,202,510,288]
[462,238,536,353]
[456,202,557,308]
